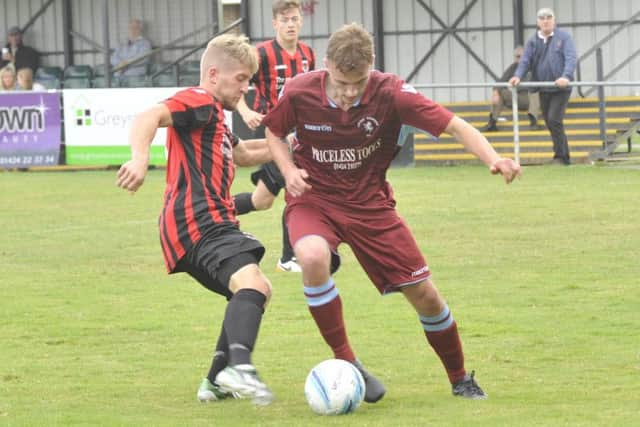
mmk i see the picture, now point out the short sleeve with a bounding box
[163,88,213,129]
[393,82,454,137]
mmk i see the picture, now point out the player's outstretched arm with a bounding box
[445,115,522,184]
[116,104,172,192]
[266,128,311,197]
[233,138,272,166]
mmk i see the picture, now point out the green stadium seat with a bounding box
[152,73,178,87]
[36,77,61,90]
[119,75,152,88]
[63,77,91,89]
[35,66,63,81]
[64,65,92,79]
[179,59,201,75]
[92,76,119,88]
[179,72,200,87]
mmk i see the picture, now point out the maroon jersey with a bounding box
[262,70,454,208]
[160,87,238,272]
[251,39,315,114]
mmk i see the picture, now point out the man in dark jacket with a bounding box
[1,26,40,75]
[510,7,577,165]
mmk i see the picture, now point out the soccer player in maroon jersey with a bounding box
[233,0,316,273]
[264,23,522,402]
[116,34,276,405]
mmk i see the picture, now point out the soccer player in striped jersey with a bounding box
[264,23,522,402]
[233,0,316,273]
[116,34,276,406]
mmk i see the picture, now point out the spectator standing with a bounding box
[481,46,542,132]
[110,19,152,78]
[0,64,17,91]
[1,26,40,74]
[510,7,577,165]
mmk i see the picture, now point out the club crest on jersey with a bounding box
[357,116,379,136]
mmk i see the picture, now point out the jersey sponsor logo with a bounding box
[357,116,379,136]
[411,265,429,277]
[302,59,310,73]
[401,83,417,94]
[275,64,288,71]
[311,138,382,171]
[304,123,333,132]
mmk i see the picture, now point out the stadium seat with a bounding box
[119,75,152,88]
[63,77,91,89]
[179,72,200,87]
[64,65,93,79]
[35,66,63,81]
[92,76,119,88]
[36,77,61,90]
[149,62,178,76]
[179,59,201,75]
[92,63,112,77]
[152,73,178,87]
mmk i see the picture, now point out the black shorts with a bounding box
[250,161,285,196]
[174,223,265,300]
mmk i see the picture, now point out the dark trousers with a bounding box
[539,90,572,164]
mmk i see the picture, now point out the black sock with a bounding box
[281,211,295,261]
[234,192,255,215]
[206,325,229,384]
[223,288,266,366]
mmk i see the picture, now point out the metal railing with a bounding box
[412,81,640,163]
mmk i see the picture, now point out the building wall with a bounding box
[2,0,639,100]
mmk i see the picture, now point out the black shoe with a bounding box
[350,360,386,403]
[480,114,498,132]
[528,113,538,127]
[452,370,488,400]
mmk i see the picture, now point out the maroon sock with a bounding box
[425,321,466,383]
[308,295,355,361]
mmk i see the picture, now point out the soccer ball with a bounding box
[304,359,365,415]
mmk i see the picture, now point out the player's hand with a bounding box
[490,157,522,184]
[508,76,520,86]
[242,110,265,131]
[284,167,312,197]
[555,77,570,88]
[116,159,148,193]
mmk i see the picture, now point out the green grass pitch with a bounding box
[1,165,638,426]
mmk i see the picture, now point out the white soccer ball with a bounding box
[304,359,365,415]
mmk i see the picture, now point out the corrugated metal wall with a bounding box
[2,0,639,100]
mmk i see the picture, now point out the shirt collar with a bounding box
[321,70,372,109]
[537,30,554,42]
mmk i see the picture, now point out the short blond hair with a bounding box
[201,33,258,78]
[326,23,373,73]
[272,0,301,18]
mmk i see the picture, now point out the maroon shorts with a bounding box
[286,200,431,294]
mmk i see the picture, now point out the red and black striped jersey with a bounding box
[251,39,315,114]
[160,87,238,272]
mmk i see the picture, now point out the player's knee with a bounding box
[294,237,331,271]
[251,191,275,211]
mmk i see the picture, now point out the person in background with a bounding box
[233,0,316,273]
[116,33,276,406]
[0,64,17,91]
[1,26,40,75]
[481,46,542,132]
[110,19,152,79]
[16,67,46,91]
[264,23,521,404]
[509,7,577,165]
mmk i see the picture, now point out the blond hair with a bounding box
[272,0,301,18]
[326,23,374,73]
[200,33,258,79]
[1,64,17,90]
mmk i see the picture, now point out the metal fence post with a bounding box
[511,85,520,164]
